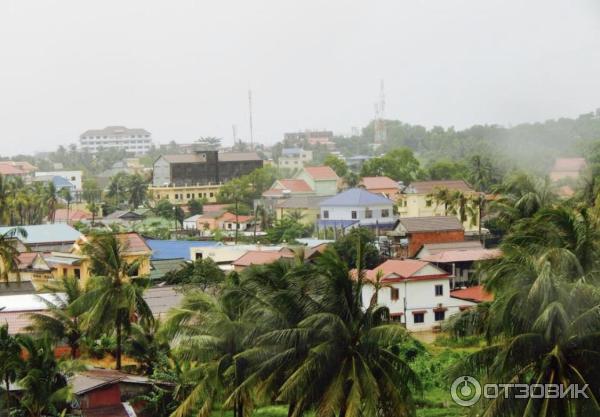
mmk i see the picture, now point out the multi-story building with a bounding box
[284,130,335,149]
[35,170,83,191]
[150,151,263,205]
[79,126,153,155]
[277,148,313,169]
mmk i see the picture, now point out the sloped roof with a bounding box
[419,248,502,263]
[219,212,254,223]
[320,188,394,207]
[232,249,295,267]
[202,204,230,213]
[71,369,154,395]
[404,180,474,195]
[360,176,400,190]
[276,195,327,209]
[396,216,463,233]
[116,232,152,254]
[144,286,184,316]
[0,164,26,175]
[52,209,93,222]
[551,158,587,172]
[149,259,187,280]
[356,259,448,282]
[418,241,483,255]
[278,179,313,192]
[146,239,221,260]
[0,224,82,245]
[303,166,338,180]
[450,285,493,303]
[0,281,35,296]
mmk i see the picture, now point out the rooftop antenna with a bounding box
[248,90,254,150]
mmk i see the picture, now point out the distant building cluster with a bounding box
[79,125,153,155]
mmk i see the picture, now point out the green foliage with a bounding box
[106,172,148,209]
[332,227,381,269]
[323,154,348,177]
[360,147,421,183]
[165,258,226,290]
[265,217,310,243]
[188,198,205,215]
[425,160,468,181]
[218,166,279,205]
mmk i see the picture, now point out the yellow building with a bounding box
[148,184,222,205]
[274,195,327,226]
[398,180,480,233]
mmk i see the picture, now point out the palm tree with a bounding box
[127,174,148,209]
[126,320,169,375]
[0,227,27,283]
[74,234,154,369]
[253,248,421,417]
[27,276,85,359]
[429,186,454,216]
[59,188,73,225]
[16,336,73,417]
[0,324,21,415]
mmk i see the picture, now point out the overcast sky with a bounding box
[1,0,599,155]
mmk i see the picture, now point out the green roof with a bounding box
[149,259,187,281]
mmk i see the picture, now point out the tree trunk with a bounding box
[287,400,296,417]
[5,377,10,415]
[237,398,243,417]
[116,321,122,370]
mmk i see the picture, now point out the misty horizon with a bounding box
[1,0,599,156]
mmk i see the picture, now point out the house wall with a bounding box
[276,207,320,226]
[79,384,122,409]
[320,204,394,226]
[36,171,83,190]
[152,157,171,186]
[398,193,479,232]
[361,277,475,331]
[407,230,465,258]
[148,184,222,205]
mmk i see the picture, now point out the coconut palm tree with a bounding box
[0,227,26,283]
[16,335,72,417]
[125,320,169,375]
[27,276,85,359]
[429,186,454,216]
[74,234,153,369]
[0,324,21,415]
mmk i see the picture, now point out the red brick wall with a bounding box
[408,230,465,257]
[80,384,122,409]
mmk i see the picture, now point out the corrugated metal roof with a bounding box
[320,188,394,207]
[0,224,82,245]
[276,195,326,209]
[146,239,222,260]
[149,259,187,281]
[0,281,35,296]
[396,216,463,233]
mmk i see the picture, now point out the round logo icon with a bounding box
[451,376,482,407]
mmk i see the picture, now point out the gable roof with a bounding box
[320,188,394,207]
[145,239,221,260]
[149,259,188,281]
[360,176,400,190]
[450,285,493,303]
[263,179,314,197]
[302,166,338,180]
[115,232,152,254]
[232,248,295,267]
[551,157,587,172]
[52,209,93,222]
[0,224,82,245]
[219,212,254,223]
[419,248,502,263]
[395,216,463,233]
[358,259,448,282]
[403,180,474,195]
[0,281,35,296]
[276,195,327,209]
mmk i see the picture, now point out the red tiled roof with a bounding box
[551,158,586,172]
[0,164,26,175]
[232,249,295,267]
[202,204,230,213]
[278,179,313,192]
[52,209,93,222]
[116,232,151,254]
[356,259,448,282]
[17,252,39,270]
[303,166,338,180]
[450,285,493,303]
[419,248,502,263]
[220,212,254,223]
[360,176,399,190]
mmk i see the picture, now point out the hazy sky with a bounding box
[1,0,599,155]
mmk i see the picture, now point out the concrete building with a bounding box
[277,148,313,169]
[358,259,477,331]
[359,176,402,200]
[35,170,83,191]
[295,166,339,196]
[388,216,465,258]
[79,126,153,154]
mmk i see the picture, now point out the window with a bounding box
[434,311,446,321]
[227,223,232,229]
[209,193,214,198]
[63,268,68,277]
[426,200,432,207]
[435,285,444,296]
[413,313,425,324]
[195,252,203,260]
[186,193,190,199]
[390,313,403,323]
[365,209,372,219]
[351,211,357,219]
[381,209,389,218]
[390,287,399,301]
[74,268,81,279]
[323,210,329,219]
[403,200,407,207]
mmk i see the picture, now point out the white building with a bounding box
[79,126,153,155]
[359,259,477,331]
[277,148,313,169]
[318,188,395,231]
[35,170,83,191]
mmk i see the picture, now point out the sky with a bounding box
[0,0,599,155]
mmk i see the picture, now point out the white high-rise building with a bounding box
[79,126,153,154]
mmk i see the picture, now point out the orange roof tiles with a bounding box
[356,259,448,282]
[232,249,295,267]
[450,285,493,303]
[116,232,151,254]
[52,209,93,222]
[360,176,399,190]
[303,166,338,180]
[278,179,313,192]
[220,212,254,223]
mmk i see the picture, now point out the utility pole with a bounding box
[248,90,254,150]
[374,79,386,145]
[232,124,238,146]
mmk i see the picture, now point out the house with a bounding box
[32,175,77,194]
[190,245,287,269]
[232,248,296,271]
[388,216,465,258]
[549,157,587,182]
[44,252,90,283]
[262,179,314,199]
[49,208,94,225]
[0,224,82,252]
[318,188,395,233]
[284,130,335,149]
[219,212,255,232]
[295,166,339,196]
[275,195,327,226]
[398,180,480,232]
[359,176,402,200]
[358,259,477,331]
[148,259,188,281]
[278,148,313,169]
[35,170,83,191]
[0,161,37,179]
[145,239,222,261]
[182,211,255,234]
[416,241,501,287]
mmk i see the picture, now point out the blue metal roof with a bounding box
[146,239,222,260]
[319,188,394,207]
[0,224,82,244]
